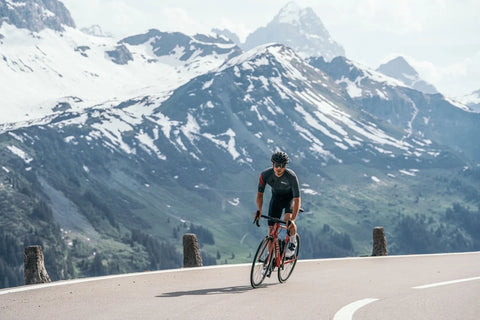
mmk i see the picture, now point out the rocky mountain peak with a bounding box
[378,56,417,76]
[274,1,303,24]
[0,0,75,32]
[273,1,318,27]
[242,1,345,60]
[80,24,112,37]
[211,28,241,46]
[377,56,438,94]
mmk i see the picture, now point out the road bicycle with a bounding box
[250,213,300,288]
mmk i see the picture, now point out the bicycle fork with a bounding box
[260,237,274,278]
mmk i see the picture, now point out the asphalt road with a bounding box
[1,252,479,320]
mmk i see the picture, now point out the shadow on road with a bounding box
[157,284,275,297]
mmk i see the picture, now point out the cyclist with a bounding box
[254,151,301,258]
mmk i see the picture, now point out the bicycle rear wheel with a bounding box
[278,234,300,283]
[250,236,273,288]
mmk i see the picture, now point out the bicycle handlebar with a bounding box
[253,209,304,227]
[253,213,286,227]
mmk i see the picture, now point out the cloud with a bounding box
[407,51,480,97]
[353,0,424,35]
[218,18,250,42]
[63,0,148,36]
[108,2,146,30]
[161,7,207,34]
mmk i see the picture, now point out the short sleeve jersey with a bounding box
[257,168,300,198]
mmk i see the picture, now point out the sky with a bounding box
[61,0,480,98]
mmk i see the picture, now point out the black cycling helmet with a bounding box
[271,151,289,165]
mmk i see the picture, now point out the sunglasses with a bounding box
[273,162,286,168]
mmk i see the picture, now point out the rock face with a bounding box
[24,245,51,285]
[106,44,134,65]
[0,0,75,32]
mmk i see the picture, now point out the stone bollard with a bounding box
[372,227,388,256]
[24,245,51,285]
[183,233,203,268]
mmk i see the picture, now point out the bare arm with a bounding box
[291,197,301,221]
[256,192,264,214]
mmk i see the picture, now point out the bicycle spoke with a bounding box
[278,234,300,283]
[250,237,272,288]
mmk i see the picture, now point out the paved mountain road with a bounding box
[1,252,479,319]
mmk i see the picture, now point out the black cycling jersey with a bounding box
[258,167,300,225]
[258,168,300,198]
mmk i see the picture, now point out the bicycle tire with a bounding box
[278,234,300,283]
[250,236,273,288]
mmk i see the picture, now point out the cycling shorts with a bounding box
[267,194,293,226]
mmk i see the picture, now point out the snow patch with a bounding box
[339,77,362,98]
[399,169,419,176]
[302,188,319,195]
[203,128,240,160]
[7,145,33,163]
[228,198,240,206]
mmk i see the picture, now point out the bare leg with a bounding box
[284,213,297,236]
[268,225,274,252]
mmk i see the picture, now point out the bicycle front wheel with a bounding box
[250,236,273,288]
[278,234,300,283]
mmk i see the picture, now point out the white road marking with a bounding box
[413,276,480,290]
[0,263,250,296]
[333,298,379,320]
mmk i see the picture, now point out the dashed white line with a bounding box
[332,275,480,319]
[413,276,480,290]
[333,298,379,320]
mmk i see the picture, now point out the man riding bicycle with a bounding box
[254,151,301,258]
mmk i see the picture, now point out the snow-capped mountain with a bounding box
[7,44,442,174]
[0,0,75,31]
[376,56,438,94]
[145,43,439,168]
[0,23,240,125]
[4,43,471,192]
[309,56,480,161]
[243,2,344,60]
